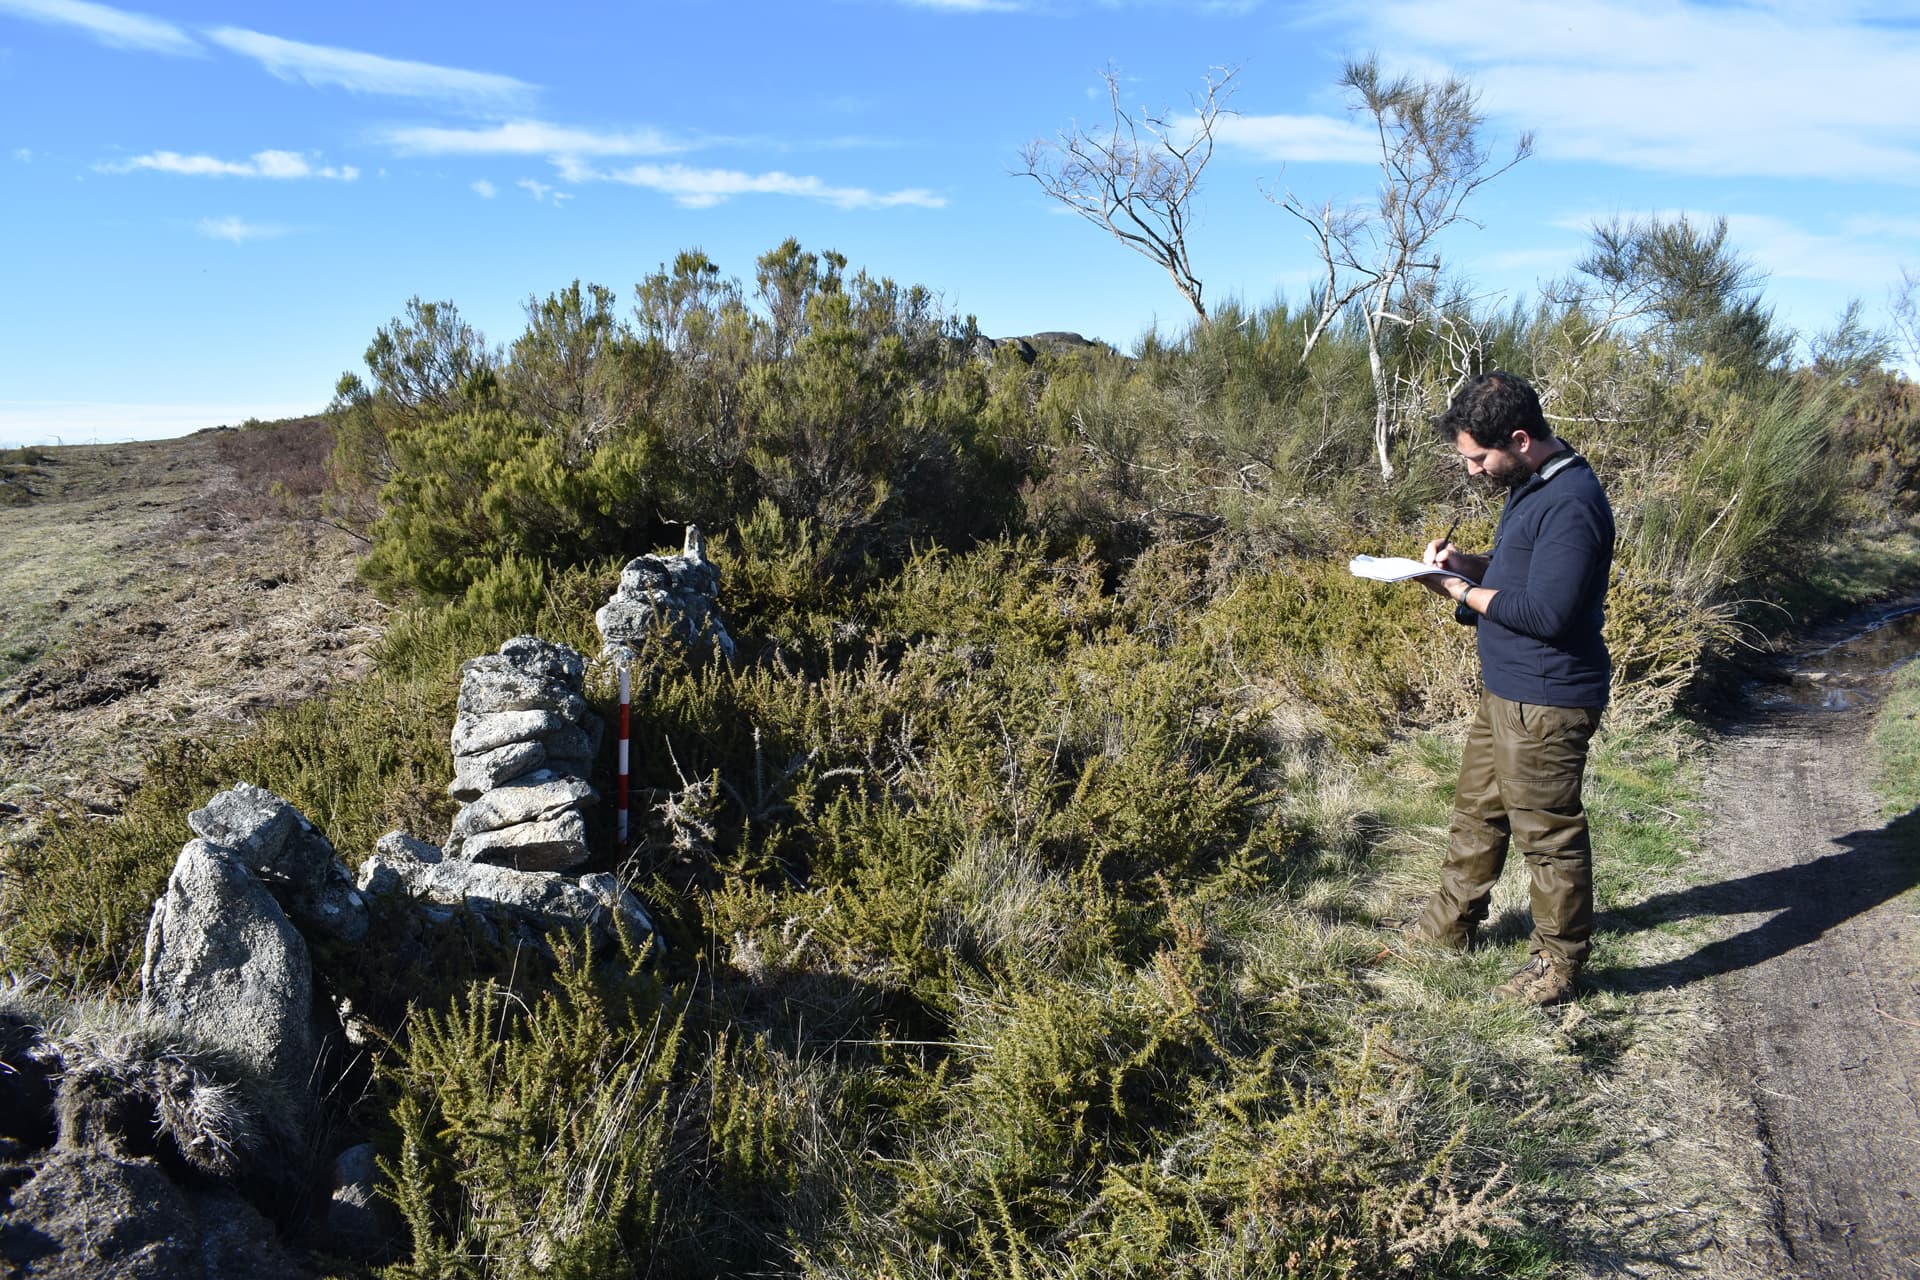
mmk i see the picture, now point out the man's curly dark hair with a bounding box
[1436,371,1553,449]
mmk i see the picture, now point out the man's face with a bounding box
[1453,430,1531,490]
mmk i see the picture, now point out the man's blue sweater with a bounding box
[1476,450,1614,709]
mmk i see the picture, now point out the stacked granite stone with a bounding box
[359,830,658,957]
[596,525,735,663]
[446,635,601,871]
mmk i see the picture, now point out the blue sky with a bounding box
[3,0,1917,447]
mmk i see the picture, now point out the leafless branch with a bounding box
[1272,56,1531,480]
[1019,66,1238,321]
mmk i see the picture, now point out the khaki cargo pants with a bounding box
[1416,691,1602,966]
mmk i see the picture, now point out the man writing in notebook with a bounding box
[1411,370,1615,1007]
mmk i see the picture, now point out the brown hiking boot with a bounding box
[1493,953,1579,1006]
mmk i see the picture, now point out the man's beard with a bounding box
[1487,450,1537,491]
[1473,463,1532,492]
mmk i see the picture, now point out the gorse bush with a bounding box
[1837,372,1920,521]
[5,528,1568,1273]
[381,945,683,1279]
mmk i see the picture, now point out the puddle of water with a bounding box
[1764,606,1920,712]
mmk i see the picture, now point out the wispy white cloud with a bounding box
[516,177,570,204]
[1214,112,1377,164]
[1723,212,1909,286]
[197,216,289,243]
[471,178,496,198]
[0,0,197,55]
[100,148,358,180]
[1843,214,1920,241]
[12,148,30,162]
[559,158,945,210]
[1336,0,1920,183]
[206,26,534,110]
[379,120,686,157]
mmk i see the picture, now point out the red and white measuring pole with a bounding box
[616,664,631,849]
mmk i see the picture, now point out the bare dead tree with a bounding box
[1277,57,1532,480]
[1892,267,1920,373]
[1019,66,1238,322]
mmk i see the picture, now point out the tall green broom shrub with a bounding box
[1624,371,1846,608]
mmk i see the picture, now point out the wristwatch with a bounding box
[1453,587,1477,628]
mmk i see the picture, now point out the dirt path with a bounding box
[1703,705,1920,1277]
[0,424,384,829]
[1607,645,1920,1276]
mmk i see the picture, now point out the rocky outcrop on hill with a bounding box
[447,636,601,871]
[596,526,734,663]
[957,330,1114,365]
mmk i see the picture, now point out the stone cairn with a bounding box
[596,525,735,664]
[107,775,662,1274]
[446,635,602,871]
[52,631,681,1274]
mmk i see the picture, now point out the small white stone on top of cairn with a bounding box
[446,636,601,872]
[596,524,735,664]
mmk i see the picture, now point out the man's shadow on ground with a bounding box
[1594,807,1920,994]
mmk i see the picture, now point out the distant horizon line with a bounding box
[0,400,324,451]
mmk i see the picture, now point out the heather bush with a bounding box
[209,416,336,522]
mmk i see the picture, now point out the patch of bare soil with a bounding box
[1600,625,1920,1277]
[0,422,385,830]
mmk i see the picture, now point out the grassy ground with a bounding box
[1870,657,1920,817]
[0,421,383,821]
[1351,716,1783,1273]
[1752,527,1920,643]
[0,439,212,684]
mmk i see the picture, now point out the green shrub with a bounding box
[1603,559,1736,723]
[802,913,1558,1280]
[1837,373,1920,520]
[1620,370,1847,608]
[380,946,682,1279]
[1196,558,1479,752]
